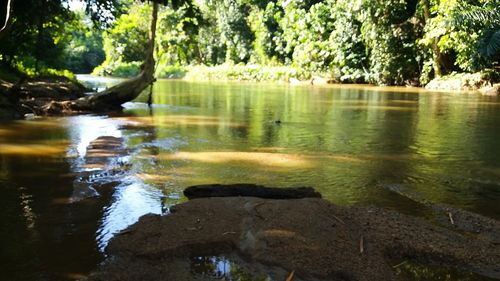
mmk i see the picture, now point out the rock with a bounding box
[70,136,129,203]
[289,77,301,85]
[84,189,500,281]
[183,184,322,199]
[425,73,493,92]
[479,83,500,96]
[310,76,333,85]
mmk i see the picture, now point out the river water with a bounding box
[1,78,499,280]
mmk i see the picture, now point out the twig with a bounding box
[116,229,134,236]
[222,231,236,236]
[254,202,267,220]
[392,260,408,268]
[359,236,364,254]
[448,212,455,225]
[253,202,267,209]
[286,270,295,281]
[332,215,345,225]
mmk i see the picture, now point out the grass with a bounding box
[92,60,331,82]
[0,63,77,83]
[155,64,323,82]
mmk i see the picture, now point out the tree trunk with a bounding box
[0,0,13,39]
[42,1,159,114]
[35,0,45,74]
[422,0,443,77]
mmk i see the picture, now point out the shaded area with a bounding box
[184,184,321,199]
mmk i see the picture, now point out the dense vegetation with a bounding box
[0,0,125,79]
[1,0,499,85]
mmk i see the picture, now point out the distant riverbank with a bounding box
[93,63,500,94]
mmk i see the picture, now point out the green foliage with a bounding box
[328,0,368,83]
[215,0,254,63]
[91,0,498,85]
[0,0,73,73]
[0,0,113,77]
[157,3,201,65]
[157,64,188,78]
[452,0,500,64]
[93,60,141,77]
[104,4,151,63]
[60,11,106,73]
[359,0,421,85]
[181,64,313,81]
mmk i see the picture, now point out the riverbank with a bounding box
[94,64,334,83]
[0,76,87,119]
[94,63,500,93]
[425,72,500,94]
[84,185,500,281]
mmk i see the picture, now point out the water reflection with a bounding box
[63,115,167,250]
[190,256,271,281]
[96,177,163,250]
[76,74,124,93]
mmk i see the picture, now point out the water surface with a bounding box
[1,79,499,280]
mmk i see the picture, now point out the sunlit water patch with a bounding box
[96,177,164,250]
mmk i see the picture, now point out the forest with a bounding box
[0,0,499,87]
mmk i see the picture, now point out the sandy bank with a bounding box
[84,190,500,281]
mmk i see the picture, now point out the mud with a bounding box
[84,193,500,281]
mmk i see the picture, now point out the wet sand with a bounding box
[84,193,500,281]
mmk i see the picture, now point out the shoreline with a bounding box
[93,64,500,94]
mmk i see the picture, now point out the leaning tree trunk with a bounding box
[0,0,13,39]
[43,1,159,114]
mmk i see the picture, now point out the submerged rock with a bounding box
[70,136,129,202]
[84,188,500,281]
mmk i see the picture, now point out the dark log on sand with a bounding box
[42,2,159,114]
[184,183,322,199]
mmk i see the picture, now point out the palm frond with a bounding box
[452,4,500,30]
[480,29,500,58]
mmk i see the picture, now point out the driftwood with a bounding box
[183,183,322,200]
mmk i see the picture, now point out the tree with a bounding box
[452,0,500,68]
[45,0,161,112]
[62,10,106,73]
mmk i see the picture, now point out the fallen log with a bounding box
[183,183,322,199]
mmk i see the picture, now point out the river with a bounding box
[1,77,499,280]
